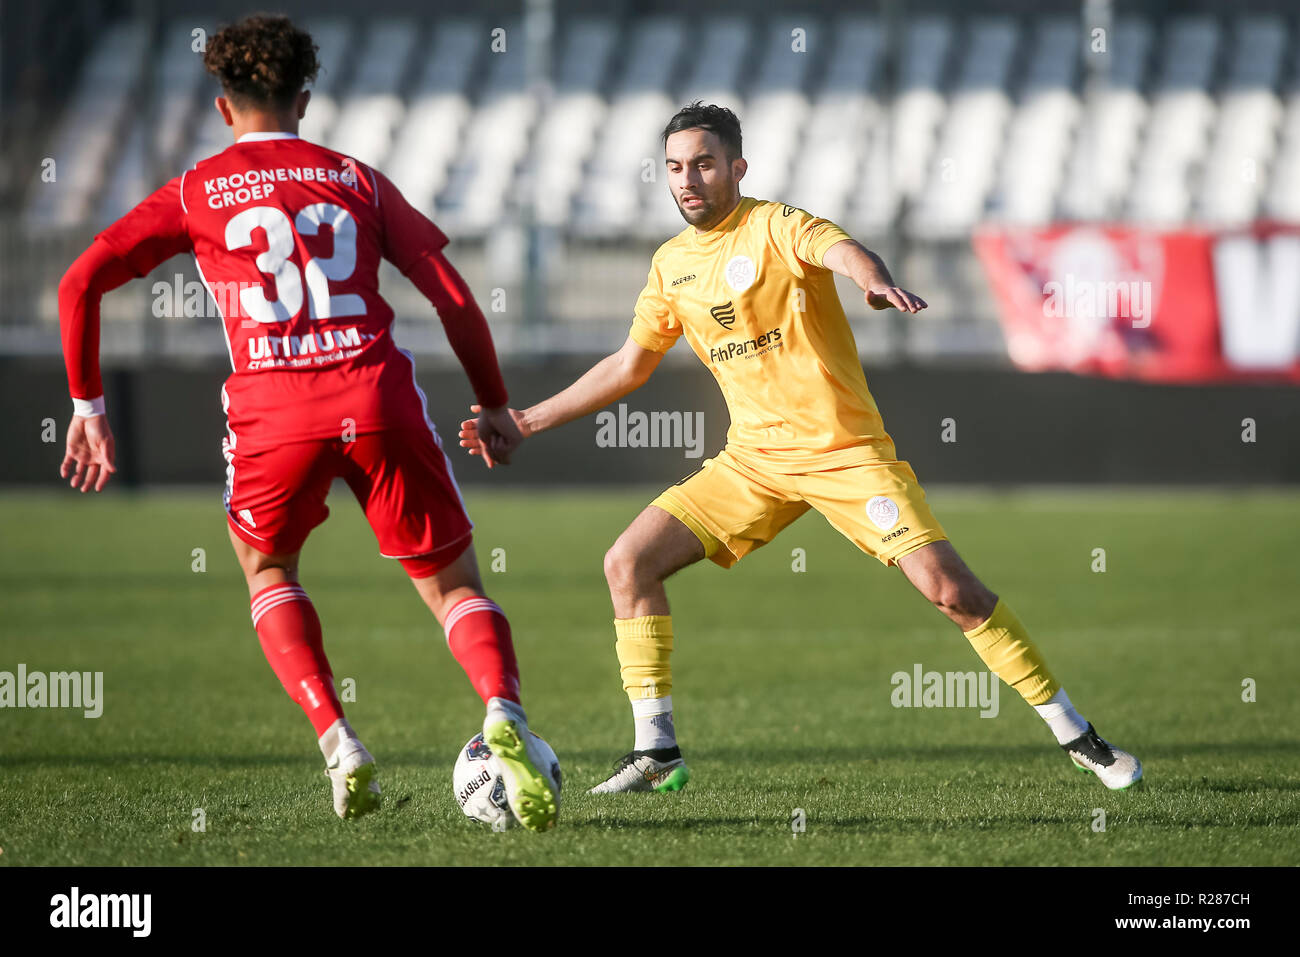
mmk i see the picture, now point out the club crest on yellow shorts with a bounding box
[866,495,900,531]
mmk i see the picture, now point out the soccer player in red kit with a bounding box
[56,15,558,829]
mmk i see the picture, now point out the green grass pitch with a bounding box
[1,486,1297,866]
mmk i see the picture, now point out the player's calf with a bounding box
[589,615,691,795]
[590,508,704,796]
[408,550,558,828]
[242,571,384,817]
[437,600,557,828]
[899,542,1144,790]
[898,541,997,631]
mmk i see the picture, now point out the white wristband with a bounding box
[72,396,106,418]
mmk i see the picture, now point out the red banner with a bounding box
[973,224,1300,383]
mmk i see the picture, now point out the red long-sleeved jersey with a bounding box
[59,131,507,449]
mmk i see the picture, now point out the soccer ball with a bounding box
[452,731,561,829]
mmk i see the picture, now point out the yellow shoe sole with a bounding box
[342,762,382,819]
[484,720,558,832]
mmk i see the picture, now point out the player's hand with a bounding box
[866,286,927,313]
[60,414,117,493]
[459,405,527,469]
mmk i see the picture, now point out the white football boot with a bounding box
[324,737,381,819]
[1061,723,1143,790]
[589,748,690,794]
[482,697,558,831]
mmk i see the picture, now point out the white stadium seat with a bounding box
[574,18,685,237]
[1200,17,1286,225]
[26,21,151,229]
[1060,17,1154,221]
[909,17,1019,239]
[386,19,482,217]
[1126,16,1221,225]
[788,18,883,228]
[530,18,619,227]
[328,19,420,168]
[438,19,533,236]
[992,17,1080,225]
[739,18,818,205]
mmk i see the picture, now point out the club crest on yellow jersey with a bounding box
[725,254,756,292]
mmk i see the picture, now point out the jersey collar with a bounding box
[236,131,300,143]
[689,196,753,247]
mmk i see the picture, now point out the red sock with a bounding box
[444,596,520,705]
[250,582,344,737]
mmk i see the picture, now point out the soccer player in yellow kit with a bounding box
[461,102,1142,793]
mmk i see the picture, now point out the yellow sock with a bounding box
[962,599,1060,706]
[615,615,673,701]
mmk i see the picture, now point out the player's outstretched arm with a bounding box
[459,336,662,465]
[822,239,928,314]
[56,238,139,492]
[56,177,191,492]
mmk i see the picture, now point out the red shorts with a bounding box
[223,426,472,575]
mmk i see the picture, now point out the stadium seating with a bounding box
[328,19,420,170]
[1200,17,1285,224]
[386,19,482,218]
[29,10,1300,238]
[1059,16,1153,222]
[10,8,1299,361]
[532,17,619,227]
[785,18,882,226]
[26,21,151,228]
[574,17,687,237]
[1127,16,1220,225]
[908,16,1018,238]
[993,17,1079,225]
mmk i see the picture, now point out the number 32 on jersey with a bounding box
[225,203,365,323]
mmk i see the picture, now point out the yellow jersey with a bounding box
[629,196,897,472]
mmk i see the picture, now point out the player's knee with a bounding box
[604,539,652,594]
[603,541,632,591]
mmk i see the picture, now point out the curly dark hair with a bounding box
[203,14,319,109]
[661,101,743,161]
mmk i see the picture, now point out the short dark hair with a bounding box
[203,14,319,109]
[661,101,743,161]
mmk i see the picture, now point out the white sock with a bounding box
[632,696,677,751]
[1033,688,1090,745]
[318,717,359,759]
[486,696,526,725]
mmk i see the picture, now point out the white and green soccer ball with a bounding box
[452,731,561,829]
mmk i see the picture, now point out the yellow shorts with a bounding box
[652,447,948,568]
